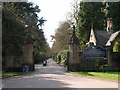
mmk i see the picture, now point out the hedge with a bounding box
[54,50,69,65]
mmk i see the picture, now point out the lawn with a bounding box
[1,72,23,78]
[74,72,119,81]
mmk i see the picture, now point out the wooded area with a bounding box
[2,2,50,68]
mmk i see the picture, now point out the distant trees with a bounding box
[51,21,72,54]
[2,2,50,64]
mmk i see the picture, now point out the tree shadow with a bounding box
[2,74,72,88]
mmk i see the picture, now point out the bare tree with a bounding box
[66,0,80,26]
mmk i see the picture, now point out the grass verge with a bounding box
[1,72,24,78]
[73,72,119,81]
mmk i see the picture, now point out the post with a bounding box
[68,25,80,71]
[23,34,34,71]
[106,46,113,67]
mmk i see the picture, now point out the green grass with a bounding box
[1,72,23,78]
[74,72,119,81]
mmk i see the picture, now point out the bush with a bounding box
[33,52,48,64]
[52,54,57,62]
[113,39,120,52]
[56,50,69,65]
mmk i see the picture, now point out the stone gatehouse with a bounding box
[67,18,120,71]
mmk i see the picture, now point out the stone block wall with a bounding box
[5,56,23,72]
[110,52,120,68]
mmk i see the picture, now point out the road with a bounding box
[2,58,118,88]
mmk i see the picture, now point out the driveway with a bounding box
[2,58,118,88]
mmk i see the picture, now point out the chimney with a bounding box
[107,18,113,34]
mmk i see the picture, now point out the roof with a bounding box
[94,30,111,47]
[69,30,79,44]
[106,30,120,46]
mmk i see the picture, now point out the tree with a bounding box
[75,2,105,49]
[106,2,120,32]
[70,1,120,50]
[52,21,72,54]
[2,2,50,65]
[66,0,80,25]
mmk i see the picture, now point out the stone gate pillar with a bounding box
[23,34,34,71]
[68,25,80,71]
[106,46,114,67]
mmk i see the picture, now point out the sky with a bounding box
[28,0,75,48]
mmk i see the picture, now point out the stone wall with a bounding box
[68,51,98,71]
[23,44,33,64]
[109,52,120,68]
[69,44,80,64]
[68,44,80,71]
[5,56,23,72]
[23,44,34,71]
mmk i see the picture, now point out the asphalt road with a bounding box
[2,58,118,88]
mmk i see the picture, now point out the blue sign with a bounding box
[23,65,29,72]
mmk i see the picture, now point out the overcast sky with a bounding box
[28,0,76,48]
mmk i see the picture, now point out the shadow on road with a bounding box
[2,59,71,88]
[2,58,118,88]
